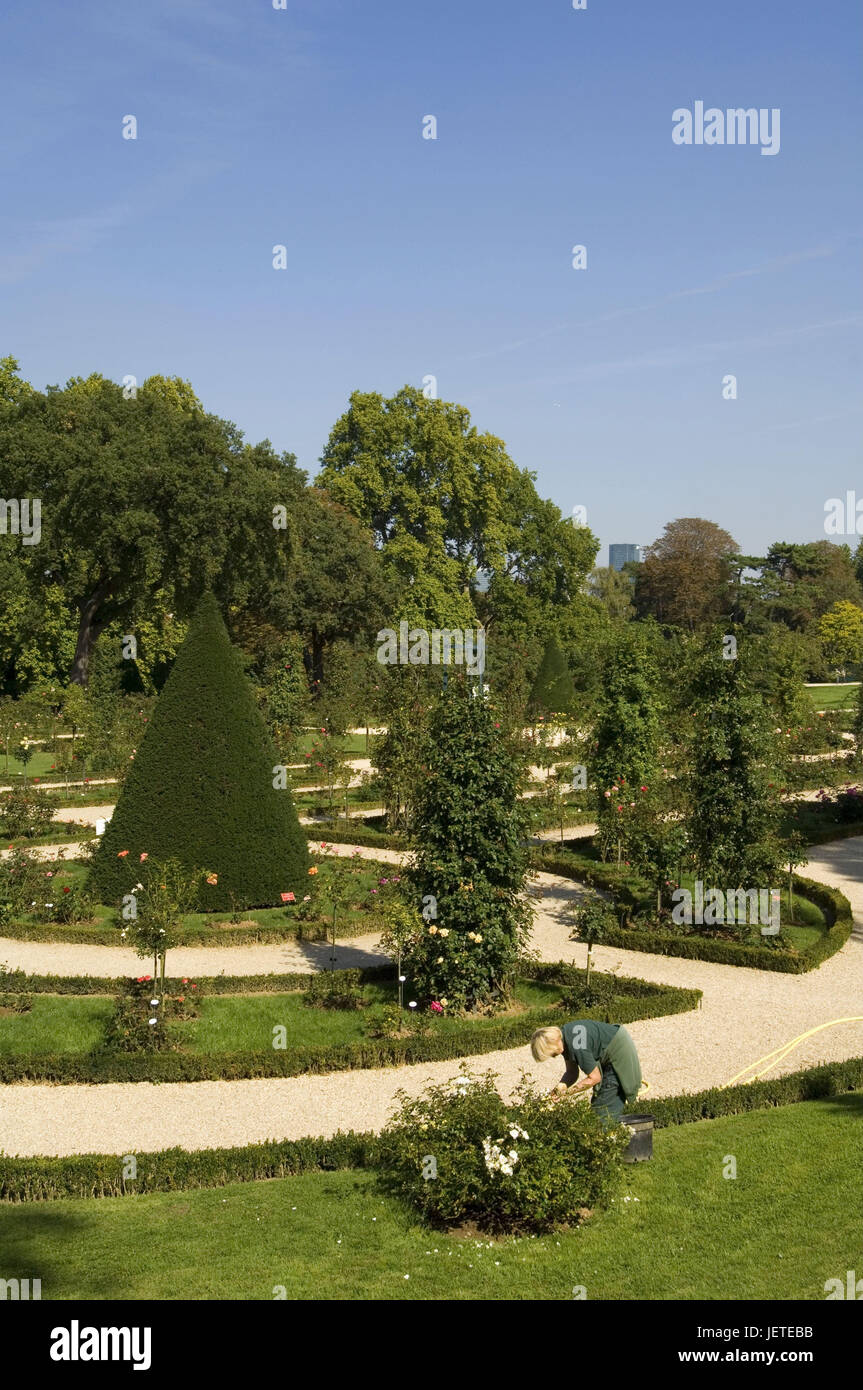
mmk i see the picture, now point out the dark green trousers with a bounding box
[590,1066,627,1125]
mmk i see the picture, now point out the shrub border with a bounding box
[0,1056,858,1203]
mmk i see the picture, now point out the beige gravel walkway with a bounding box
[0,837,861,1157]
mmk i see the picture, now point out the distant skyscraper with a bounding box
[609,544,642,571]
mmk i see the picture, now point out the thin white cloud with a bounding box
[471,314,863,395]
[455,240,856,366]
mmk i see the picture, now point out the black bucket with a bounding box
[621,1113,654,1163]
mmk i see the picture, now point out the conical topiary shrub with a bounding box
[529,635,576,717]
[90,593,309,910]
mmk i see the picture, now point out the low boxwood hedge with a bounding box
[632,1055,863,1126]
[0,915,381,946]
[0,965,396,996]
[533,847,853,973]
[1,1056,859,1204]
[307,820,406,851]
[798,818,863,846]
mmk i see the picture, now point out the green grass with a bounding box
[672,872,827,951]
[1,1094,857,1300]
[0,996,113,1055]
[0,978,576,1059]
[181,978,564,1052]
[804,683,860,711]
[291,731,373,759]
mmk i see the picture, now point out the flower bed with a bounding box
[0,851,397,945]
[533,844,852,973]
[0,963,700,1084]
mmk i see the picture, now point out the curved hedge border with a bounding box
[0,915,380,946]
[533,847,854,973]
[0,968,700,1084]
[307,821,406,851]
[800,818,863,846]
[1,1056,858,1204]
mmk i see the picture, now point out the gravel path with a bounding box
[0,837,861,1158]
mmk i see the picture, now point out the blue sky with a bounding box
[2,0,860,563]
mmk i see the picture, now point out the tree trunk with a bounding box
[70,581,112,686]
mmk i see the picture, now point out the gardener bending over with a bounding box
[530,1021,642,1125]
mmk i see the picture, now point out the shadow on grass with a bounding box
[0,1204,88,1300]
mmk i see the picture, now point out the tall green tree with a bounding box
[274,488,390,687]
[528,634,576,718]
[686,634,784,889]
[0,373,302,684]
[593,627,661,861]
[373,666,435,832]
[818,600,863,678]
[318,386,597,629]
[747,542,863,633]
[635,518,738,630]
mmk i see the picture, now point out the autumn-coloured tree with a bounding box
[635,518,738,630]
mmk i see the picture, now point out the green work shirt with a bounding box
[561,1019,619,1077]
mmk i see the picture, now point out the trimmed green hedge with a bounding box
[307,820,406,851]
[0,969,700,1084]
[631,1056,863,1126]
[0,965,396,996]
[0,914,381,946]
[534,846,853,973]
[0,1133,380,1203]
[1,1057,859,1204]
[798,818,863,847]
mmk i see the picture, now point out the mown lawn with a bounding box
[181,978,564,1052]
[0,978,579,1057]
[0,996,113,1055]
[0,1096,858,1300]
[804,684,859,711]
[0,749,63,780]
[672,872,827,952]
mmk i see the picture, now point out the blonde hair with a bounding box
[531,1026,562,1062]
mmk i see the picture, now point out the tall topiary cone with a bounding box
[90,593,309,910]
[529,635,576,717]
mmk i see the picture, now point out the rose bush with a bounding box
[376,1066,628,1233]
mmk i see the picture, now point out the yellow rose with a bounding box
[428,924,438,935]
